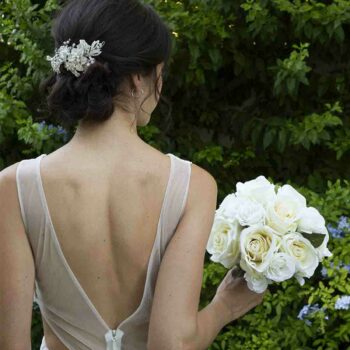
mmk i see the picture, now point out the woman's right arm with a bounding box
[190,270,265,349]
[147,164,218,349]
[148,164,265,349]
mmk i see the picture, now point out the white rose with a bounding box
[216,193,240,222]
[206,215,241,268]
[264,252,296,282]
[294,273,306,286]
[315,225,332,260]
[236,176,276,208]
[281,232,319,281]
[266,185,306,235]
[240,224,279,273]
[235,197,266,227]
[240,258,270,293]
[277,184,307,207]
[296,208,332,260]
[298,207,326,234]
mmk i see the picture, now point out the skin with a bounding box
[0,62,166,349]
[0,62,265,350]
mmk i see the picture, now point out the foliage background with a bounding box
[0,0,349,348]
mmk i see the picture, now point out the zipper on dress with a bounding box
[105,328,124,350]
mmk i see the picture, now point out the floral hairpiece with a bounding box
[46,39,105,78]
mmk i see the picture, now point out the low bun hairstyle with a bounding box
[39,0,172,129]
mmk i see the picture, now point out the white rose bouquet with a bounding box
[206,176,332,293]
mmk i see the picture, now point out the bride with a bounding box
[0,0,264,349]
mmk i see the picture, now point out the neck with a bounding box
[66,106,145,156]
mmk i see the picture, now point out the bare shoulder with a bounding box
[0,162,23,229]
[186,162,218,210]
[190,163,217,190]
[0,161,20,198]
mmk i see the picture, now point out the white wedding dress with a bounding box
[16,153,192,349]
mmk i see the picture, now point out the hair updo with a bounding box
[39,0,172,129]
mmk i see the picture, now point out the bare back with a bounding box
[38,144,174,349]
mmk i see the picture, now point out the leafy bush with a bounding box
[0,0,349,348]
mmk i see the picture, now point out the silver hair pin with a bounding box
[46,39,105,78]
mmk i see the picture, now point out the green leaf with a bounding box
[263,128,276,150]
[300,232,326,248]
[277,128,287,152]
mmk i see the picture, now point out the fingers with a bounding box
[230,267,245,279]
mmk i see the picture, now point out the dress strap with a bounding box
[16,155,47,301]
[159,153,192,256]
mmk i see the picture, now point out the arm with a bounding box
[191,296,232,349]
[0,163,34,350]
[147,164,225,350]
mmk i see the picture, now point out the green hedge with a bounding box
[1,0,349,349]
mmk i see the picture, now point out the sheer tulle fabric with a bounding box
[17,153,192,350]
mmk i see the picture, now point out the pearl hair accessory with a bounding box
[46,39,105,77]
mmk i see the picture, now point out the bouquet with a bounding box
[206,176,332,293]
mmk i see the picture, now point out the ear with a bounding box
[130,72,143,92]
[157,62,164,77]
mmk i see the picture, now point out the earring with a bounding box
[131,88,145,98]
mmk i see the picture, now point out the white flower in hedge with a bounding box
[266,184,307,235]
[264,252,296,282]
[235,197,266,227]
[235,175,276,208]
[240,224,279,273]
[281,232,319,285]
[206,214,241,268]
[240,258,270,293]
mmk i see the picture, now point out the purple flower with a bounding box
[297,305,311,320]
[57,126,67,136]
[37,121,68,140]
[328,216,350,238]
[338,216,350,231]
[297,303,328,325]
[321,266,328,278]
[37,121,46,132]
[342,264,350,273]
[321,261,350,278]
[297,304,321,325]
[335,295,350,310]
[327,224,343,238]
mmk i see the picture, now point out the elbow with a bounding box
[147,339,197,350]
[147,336,185,350]
[0,341,31,350]
[181,339,198,350]
[147,329,198,350]
[147,316,199,350]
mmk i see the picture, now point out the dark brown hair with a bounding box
[39,0,172,129]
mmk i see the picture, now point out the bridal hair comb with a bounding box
[46,39,105,77]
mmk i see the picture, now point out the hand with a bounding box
[212,267,266,325]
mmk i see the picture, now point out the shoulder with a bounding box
[184,161,218,213]
[171,154,217,191]
[0,161,20,199]
[170,152,217,197]
[0,161,24,228]
[190,163,217,191]
[0,162,24,237]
